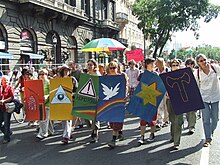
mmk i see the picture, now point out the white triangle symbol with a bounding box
[78,78,96,98]
[51,85,71,104]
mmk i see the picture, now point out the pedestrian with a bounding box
[0,75,14,144]
[36,69,54,140]
[137,57,158,145]
[185,58,197,134]
[195,54,220,147]
[166,59,184,150]
[107,61,128,148]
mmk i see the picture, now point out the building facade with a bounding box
[0,0,148,71]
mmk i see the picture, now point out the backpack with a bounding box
[13,99,23,114]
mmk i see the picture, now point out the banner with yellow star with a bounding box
[127,70,166,122]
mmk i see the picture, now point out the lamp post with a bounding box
[52,34,57,64]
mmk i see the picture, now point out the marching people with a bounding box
[85,59,101,143]
[137,58,158,145]
[166,59,184,150]
[195,54,220,147]
[185,58,197,134]
[36,69,54,140]
[0,75,14,144]
[59,64,78,144]
[107,61,128,148]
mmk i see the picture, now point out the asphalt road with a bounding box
[0,112,220,165]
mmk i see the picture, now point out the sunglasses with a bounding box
[172,65,179,67]
[198,59,206,63]
[87,63,94,66]
[39,73,45,76]
[109,67,116,70]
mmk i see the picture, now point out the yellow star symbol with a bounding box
[136,82,162,106]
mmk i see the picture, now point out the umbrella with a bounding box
[81,38,126,52]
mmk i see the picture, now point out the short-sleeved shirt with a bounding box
[0,85,14,111]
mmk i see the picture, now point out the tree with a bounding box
[132,0,220,59]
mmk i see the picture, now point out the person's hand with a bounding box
[0,100,4,105]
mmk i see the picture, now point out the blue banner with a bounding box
[160,67,204,115]
[97,75,126,122]
[127,70,166,122]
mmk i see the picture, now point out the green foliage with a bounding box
[132,0,220,58]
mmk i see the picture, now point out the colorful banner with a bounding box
[72,74,99,120]
[50,77,73,120]
[126,48,144,62]
[24,80,46,120]
[160,67,204,115]
[127,70,166,122]
[97,75,126,122]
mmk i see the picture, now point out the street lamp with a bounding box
[52,34,57,64]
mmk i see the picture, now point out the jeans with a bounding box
[202,102,219,141]
[0,110,12,141]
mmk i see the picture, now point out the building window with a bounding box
[65,0,76,7]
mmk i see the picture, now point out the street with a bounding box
[0,112,220,165]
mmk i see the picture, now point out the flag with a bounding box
[97,75,126,122]
[184,46,193,52]
[160,68,204,115]
[72,74,126,122]
[72,74,99,120]
[127,70,166,122]
[24,80,46,120]
[50,77,73,120]
[126,48,144,62]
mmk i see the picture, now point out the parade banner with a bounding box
[72,74,126,122]
[97,75,126,122]
[126,48,144,62]
[24,80,46,120]
[127,70,166,122]
[50,77,73,120]
[160,67,204,115]
[72,74,99,120]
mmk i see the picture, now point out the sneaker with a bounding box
[36,134,44,140]
[117,134,124,141]
[188,128,195,134]
[147,133,155,141]
[173,145,179,150]
[108,140,116,148]
[203,140,212,147]
[61,138,69,144]
[90,137,99,143]
[138,138,144,145]
[74,124,83,130]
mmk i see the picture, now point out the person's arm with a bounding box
[14,77,21,89]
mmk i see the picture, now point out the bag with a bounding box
[5,102,16,113]
[5,99,23,114]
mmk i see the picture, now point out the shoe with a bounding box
[173,145,179,150]
[61,138,69,144]
[155,125,161,131]
[36,134,44,140]
[203,140,212,147]
[147,133,155,141]
[138,138,144,145]
[74,124,83,130]
[90,137,99,143]
[117,134,124,141]
[2,139,10,144]
[108,140,116,148]
[188,128,195,134]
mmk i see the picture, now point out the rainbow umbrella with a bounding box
[81,38,126,52]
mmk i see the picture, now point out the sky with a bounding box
[173,0,220,48]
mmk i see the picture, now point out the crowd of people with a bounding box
[0,54,219,151]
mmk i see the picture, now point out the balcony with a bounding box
[18,0,87,21]
[116,12,128,24]
[100,19,120,30]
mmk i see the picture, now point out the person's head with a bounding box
[59,64,70,77]
[155,57,165,68]
[38,69,48,80]
[144,57,155,71]
[170,59,180,71]
[128,60,136,69]
[68,61,77,71]
[87,59,98,72]
[107,61,118,75]
[185,58,196,69]
[21,68,28,76]
[1,75,10,87]
[195,54,207,68]
[98,63,106,75]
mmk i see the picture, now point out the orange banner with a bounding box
[24,80,46,120]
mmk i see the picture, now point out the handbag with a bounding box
[5,102,16,113]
